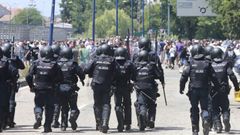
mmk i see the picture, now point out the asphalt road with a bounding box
[2,68,240,135]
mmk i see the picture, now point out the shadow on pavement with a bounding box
[228,130,240,134]
[109,126,185,134]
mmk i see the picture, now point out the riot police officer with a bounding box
[1,43,25,128]
[204,45,214,130]
[51,44,61,128]
[85,44,119,133]
[0,48,13,132]
[134,37,165,129]
[180,45,221,135]
[133,50,163,131]
[57,46,85,131]
[224,44,236,68]
[26,46,63,133]
[211,47,239,133]
[114,47,134,132]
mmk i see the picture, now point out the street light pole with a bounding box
[48,0,55,46]
[92,0,96,42]
[142,0,144,37]
[167,1,171,35]
[130,0,133,36]
[116,0,119,36]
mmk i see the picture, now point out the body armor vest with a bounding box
[34,61,55,90]
[189,60,209,89]
[212,61,228,87]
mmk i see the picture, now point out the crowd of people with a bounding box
[0,36,240,135]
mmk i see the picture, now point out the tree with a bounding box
[209,0,240,39]
[12,8,43,25]
[88,9,134,38]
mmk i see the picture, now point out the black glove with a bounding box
[30,87,35,93]
[235,88,239,92]
[180,90,184,95]
[81,80,85,86]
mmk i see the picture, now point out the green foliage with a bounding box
[12,8,43,25]
[88,9,133,38]
[209,0,240,39]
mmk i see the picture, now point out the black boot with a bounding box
[0,122,3,133]
[61,112,68,131]
[115,106,124,132]
[101,104,111,133]
[33,107,43,129]
[8,110,16,128]
[94,106,102,131]
[192,124,199,135]
[125,125,131,131]
[69,110,79,131]
[52,104,60,128]
[223,111,231,132]
[43,126,52,133]
[214,120,222,133]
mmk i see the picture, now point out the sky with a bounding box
[0,0,61,17]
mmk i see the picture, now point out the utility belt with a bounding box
[58,83,79,93]
[33,82,54,90]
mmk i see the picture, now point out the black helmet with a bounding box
[211,47,224,62]
[204,46,214,60]
[101,44,111,56]
[40,46,53,61]
[0,48,3,59]
[1,43,11,58]
[114,47,128,60]
[60,46,73,59]
[191,45,205,59]
[138,37,151,51]
[138,50,149,62]
[51,44,61,55]
[96,46,102,56]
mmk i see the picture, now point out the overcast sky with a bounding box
[0,0,61,17]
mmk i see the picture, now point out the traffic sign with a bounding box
[177,0,216,16]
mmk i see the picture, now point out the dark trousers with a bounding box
[92,84,111,126]
[188,89,209,132]
[212,92,229,119]
[34,91,54,128]
[58,91,79,125]
[0,106,8,130]
[135,89,157,121]
[114,86,132,125]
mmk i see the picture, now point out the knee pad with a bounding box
[115,106,123,113]
[70,110,80,121]
[222,110,230,120]
[201,110,209,121]
[34,107,43,114]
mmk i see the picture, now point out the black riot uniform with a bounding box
[57,47,85,131]
[85,44,119,133]
[180,45,221,135]
[133,38,165,130]
[224,44,236,68]
[25,46,63,133]
[0,48,13,132]
[51,44,62,128]
[1,43,25,128]
[133,50,163,131]
[114,47,134,132]
[211,48,239,133]
[204,45,214,130]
